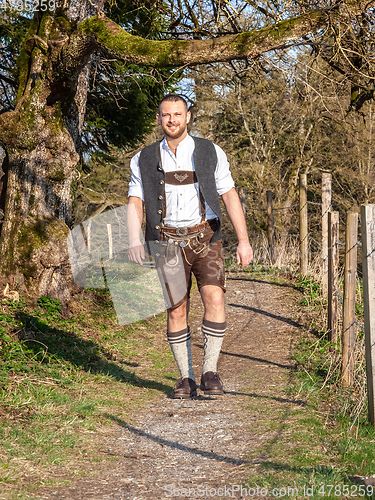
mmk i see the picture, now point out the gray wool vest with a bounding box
[138,136,222,256]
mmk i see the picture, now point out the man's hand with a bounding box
[128,241,145,265]
[236,241,253,269]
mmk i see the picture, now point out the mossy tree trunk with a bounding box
[0,2,100,300]
[0,0,372,301]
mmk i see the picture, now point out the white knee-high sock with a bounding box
[202,319,227,374]
[167,327,195,380]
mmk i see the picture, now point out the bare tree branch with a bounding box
[0,74,16,87]
[241,0,275,21]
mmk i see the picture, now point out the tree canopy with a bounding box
[0,1,178,151]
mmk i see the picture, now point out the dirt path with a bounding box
[40,274,306,499]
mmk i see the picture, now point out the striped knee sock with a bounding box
[202,319,227,374]
[167,327,195,380]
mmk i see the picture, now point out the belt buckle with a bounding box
[176,227,188,236]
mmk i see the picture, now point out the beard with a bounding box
[161,122,188,140]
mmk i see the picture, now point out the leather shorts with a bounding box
[156,219,225,310]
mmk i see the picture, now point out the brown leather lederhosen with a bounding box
[156,160,225,310]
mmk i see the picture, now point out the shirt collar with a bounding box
[161,134,194,154]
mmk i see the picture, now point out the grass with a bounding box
[0,288,177,498]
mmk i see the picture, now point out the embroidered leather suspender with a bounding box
[165,171,197,185]
[158,150,206,222]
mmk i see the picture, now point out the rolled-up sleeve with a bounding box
[214,144,235,196]
[128,152,144,201]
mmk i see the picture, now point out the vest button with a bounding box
[158,210,162,214]
[160,180,164,185]
[158,195,163,200]
[155,225,160,230]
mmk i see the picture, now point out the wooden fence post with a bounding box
[299,174,308,275]
[360,204,375,424]
[341,211,358,389]
[328,211,339,344]
[266,190,275,264]
[322,171,332,297]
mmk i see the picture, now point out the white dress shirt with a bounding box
[128,135,235,227]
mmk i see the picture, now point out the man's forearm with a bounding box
[221,188,249,243]
[127,196,144,245]
[222,187,253,268]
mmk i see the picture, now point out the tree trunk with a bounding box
[0,8,97,301]
[0,106,80,300]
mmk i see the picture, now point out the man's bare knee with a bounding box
[200,286,225,322]
[168,301,188,322]
[201,286,224,306]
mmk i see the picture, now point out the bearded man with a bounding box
[128,94,253,398]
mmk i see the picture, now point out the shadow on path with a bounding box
[103,414,252,466]
[227,304,305,330]
[227,276,301,291]
[223,390,306,406]
[195,343,293,370]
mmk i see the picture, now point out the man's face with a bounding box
[157,100,191,140]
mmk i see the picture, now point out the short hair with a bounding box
[159,94,188,112]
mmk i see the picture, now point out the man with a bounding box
[128,94,253,399]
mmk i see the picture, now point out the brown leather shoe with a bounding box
[170,378,197,399]
[200,371,224,395]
